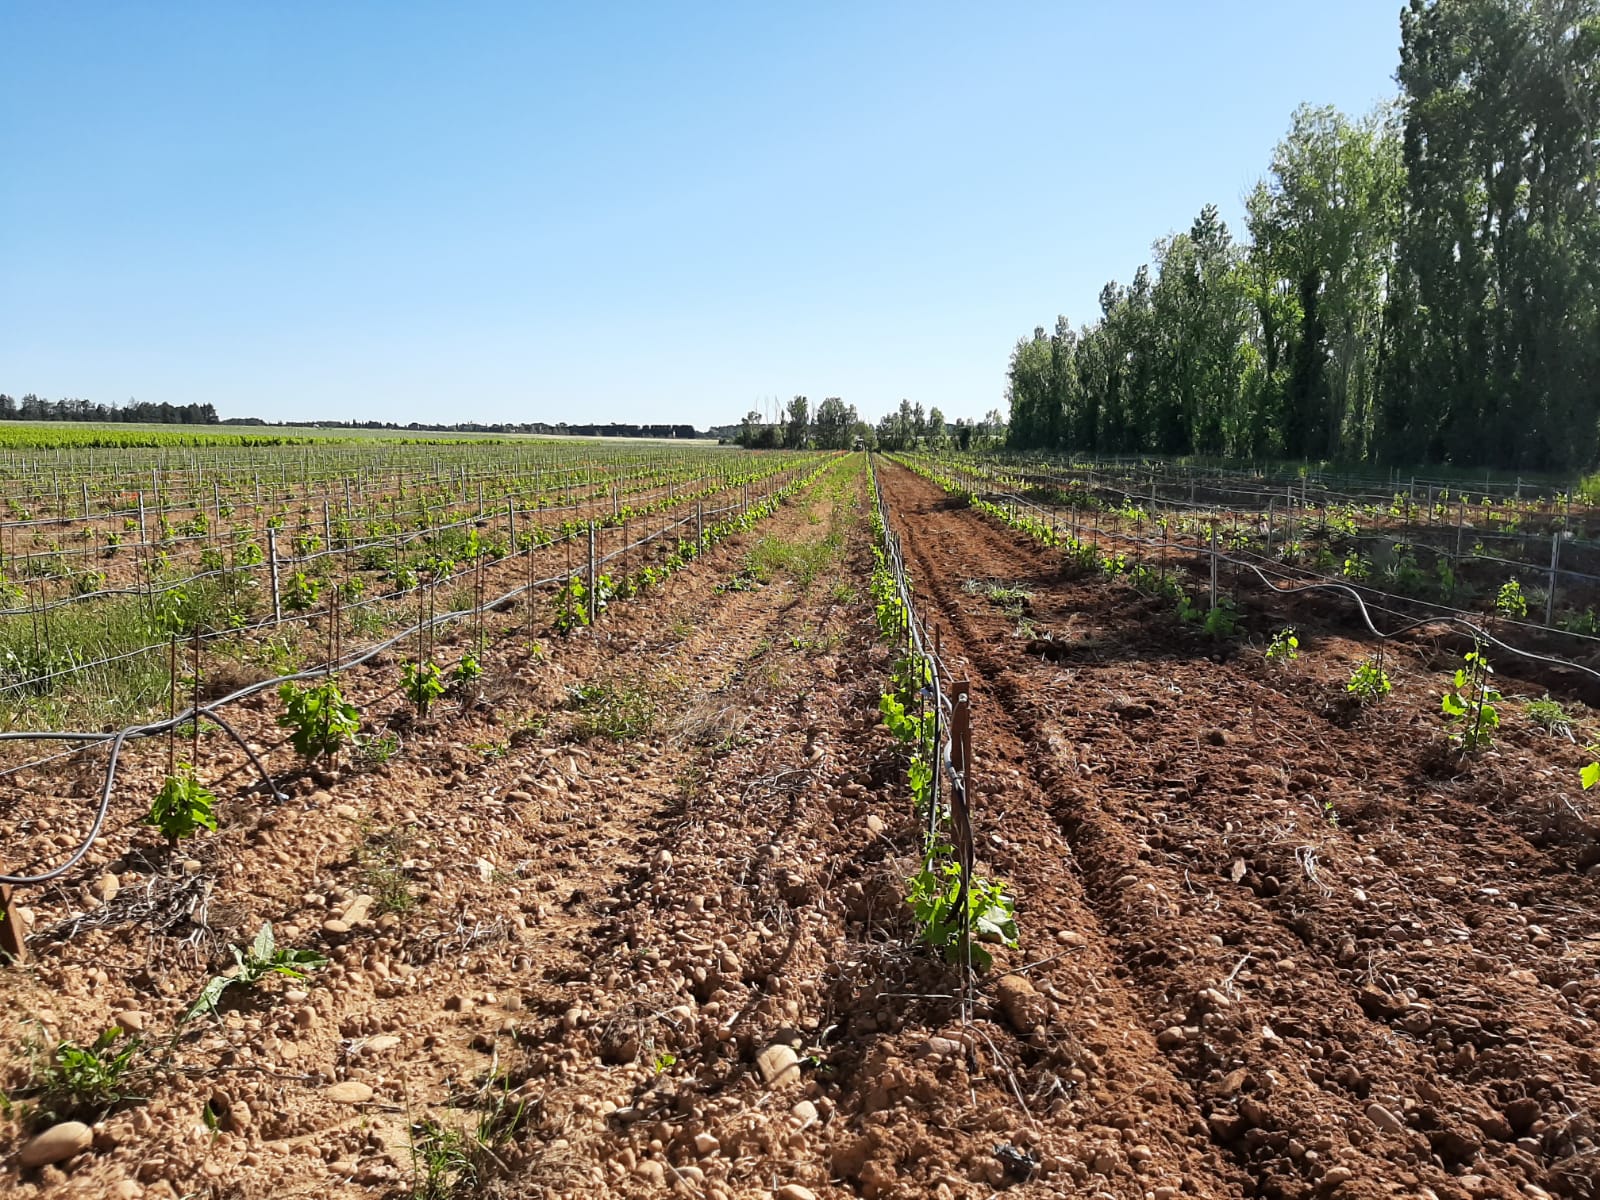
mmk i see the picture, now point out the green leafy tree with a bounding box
[784,395,810,449]
[812,397,856,449]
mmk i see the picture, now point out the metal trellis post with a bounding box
[1209,524,1219,610]
[267,527,282,626]
[1547,532,1561,626]
[587,522,597,625]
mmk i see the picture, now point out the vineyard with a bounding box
[3,446,1600,1200]
[908,451,1600,673]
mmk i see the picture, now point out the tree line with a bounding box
[1007,0,1600,472]
[733,397,1007,450]
[0,395,220,424]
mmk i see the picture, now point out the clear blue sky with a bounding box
[2,2,1403,429]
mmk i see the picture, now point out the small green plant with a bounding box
[402,659,447,717]
[552,576,591,634]
[277,679,361,763]
[651,1052,677,1075]
[1525,695,1574,739]
[905,858,1019,970]
[1265,627,1300,666]
[1347,657,1392,705]
[145,765,218,844]
[1442,646,1501,753]
[450,652,483,690]
[1386,553,1425,594]
[358,825,417,914]
[568,680,655,741]
[1496,578,1528,619]
[1582,748,1600,791]
[409,1078,526,1199]
[25,1027,143,1124]
[283,570,321,612]
[1435,558,1458,599]
[1342,553,1372,582]
[356,731,402,767]
[181,923,328,1022]
[1203,600,1239,639]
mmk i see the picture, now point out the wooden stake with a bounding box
[0,885,24,965]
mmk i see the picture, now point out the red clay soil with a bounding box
[877,459,1600,1200]
[6,455,1600,1200]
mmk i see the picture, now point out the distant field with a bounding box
[0,421,721,449]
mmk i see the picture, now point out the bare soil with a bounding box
[5,456,1600,1200]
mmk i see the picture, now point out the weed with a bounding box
[1562,608,1600,636]
[279,679,361,763]
[1264,627,1299,666]
[715,573,760,594]
[182,923,328,1022]
[963,579,1032,616]
[1441,646,1501,753]
[146,765,218,844]
[409,1077,526,1199]
[411,1121,474,1199]
[1385,553,1425,595]
[745,533,836,590]
[359,825,417,914]
[1525,695,1574,738]
[23,1027,143,1124]
[356,731,402,766]
[568,680,654,741]
[652,1052,677,1075]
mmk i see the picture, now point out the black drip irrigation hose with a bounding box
[968,475,1600,687]
[0,459,828,889]
[1237,563,1600,685]
[0,571,560,887]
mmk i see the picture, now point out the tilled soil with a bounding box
[0,461,888,1199]
[7,454,1600,1200]
[877,460,1600,1200]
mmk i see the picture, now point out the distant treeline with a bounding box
[1007,0,1600,473]
[0,395,220,424]
[229,419,705,438]
[0,401,707,439]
